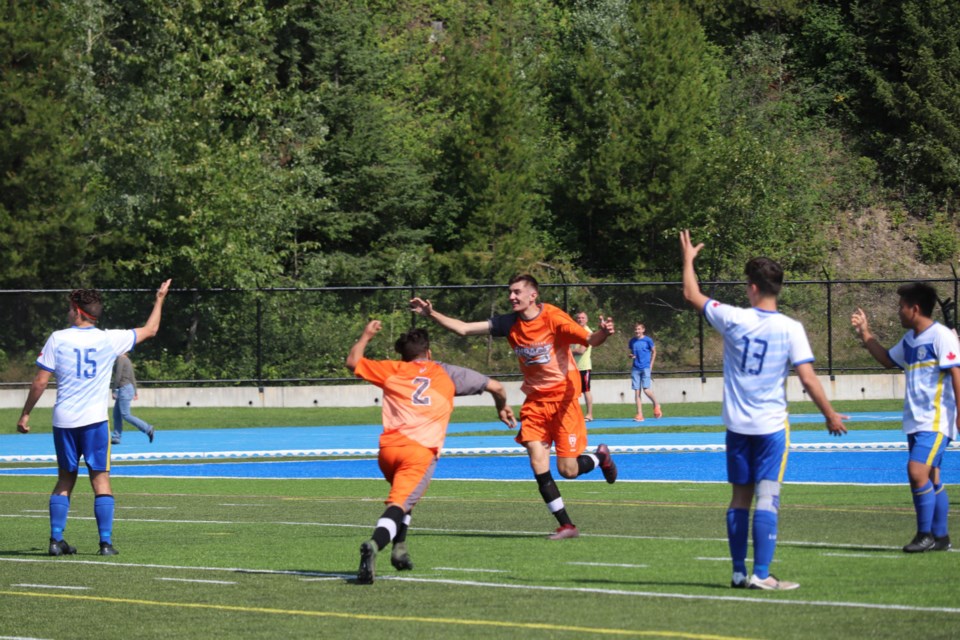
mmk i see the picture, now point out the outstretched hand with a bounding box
[409,297,433,317]
[680,229,704,263]
[156,279,172,301]
[16,415,29,434]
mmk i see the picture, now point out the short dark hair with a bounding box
[508,273,539,293]
[744,257,783,297]
[897,282,938,318]
[69,289,103,322]
[395,328,431,361]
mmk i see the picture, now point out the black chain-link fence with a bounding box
[2,277,957,386]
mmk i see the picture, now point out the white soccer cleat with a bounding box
[748,574,799,590]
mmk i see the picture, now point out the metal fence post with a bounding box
[256,296,263,392]
[822,268,834,380]
[698,311,705,383]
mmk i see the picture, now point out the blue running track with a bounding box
[0,412,956,485]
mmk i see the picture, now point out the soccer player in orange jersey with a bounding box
[410,274,616,540]
[346,320,515,584]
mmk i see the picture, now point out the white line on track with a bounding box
[10,584,89,591]
[155,577,236,585]
[567,562,648,569]
[4,556,959,615]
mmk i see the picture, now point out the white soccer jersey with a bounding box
[704,299,814,435]
[37,326,137,429]
[888,322,960,438]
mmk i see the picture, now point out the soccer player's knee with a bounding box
[755,480,780,514]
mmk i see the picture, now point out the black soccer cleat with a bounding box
[98,542,119,556]
[147,427,155,444]
[932,535,952,551]
[48,538,77,557]
[357,540,377,584]
[903,532,936,553]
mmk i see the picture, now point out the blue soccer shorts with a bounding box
[53,421,111,472]
[725,429,788,485]
[908,431,951,468]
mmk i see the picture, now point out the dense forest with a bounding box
[2,0,958,291]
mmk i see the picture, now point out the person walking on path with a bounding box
[110,352,155,444]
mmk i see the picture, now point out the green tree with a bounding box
[80,0,329,289]
[851,0,960,204]
[0,2,102,288]
[558,0,724,276]
[429,0,563,284]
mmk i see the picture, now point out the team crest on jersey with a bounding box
[515,343,552,366]
[568,434,577,448]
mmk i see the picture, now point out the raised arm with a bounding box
[133,279,172,344]
[483,378,517,428]
[17,368,53,434]
[409,297,491,336]
[345,320,382,372]
[680,230,709,312]
[850,308,897,368]
[795,362,848,436]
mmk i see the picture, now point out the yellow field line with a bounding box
[0,589,756,640]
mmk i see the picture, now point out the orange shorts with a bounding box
[515,397,587,458]
[378,432,438,510]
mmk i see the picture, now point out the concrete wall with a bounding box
[0,373,904,409]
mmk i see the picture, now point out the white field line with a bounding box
[0,513,907,551]
[9,584,89,591]
[821,553,905,559]
[433,567,508,573]
[567,562,649,569]
[3,556,959,615]
[155,577,236,585]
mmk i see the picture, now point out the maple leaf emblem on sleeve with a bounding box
[948,352,957,360]
[712,301,720,307]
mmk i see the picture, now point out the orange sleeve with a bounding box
[354,358,400,388]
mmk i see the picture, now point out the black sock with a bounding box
[535,471,573,526]
[576,454,597,476]
[371,505,405,551]
[394,510,412,544]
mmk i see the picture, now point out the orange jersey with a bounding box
[353,358,489,451]
[490,303,589,402]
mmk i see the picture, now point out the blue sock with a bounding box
[912,481,935,533]
[49,495,70,541]
[752,510,778,580]
[726,508,749,575]
[932,483,949,537]
[94,495,115,544]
